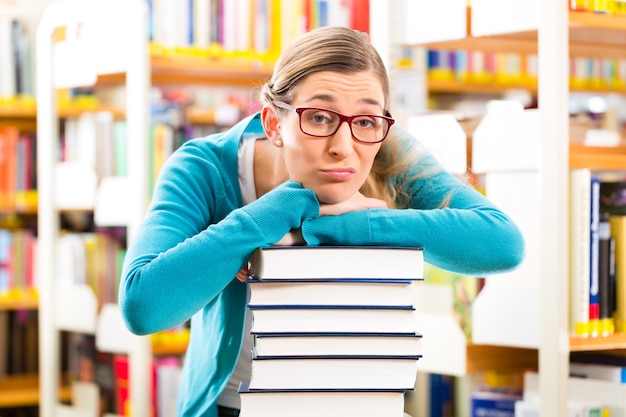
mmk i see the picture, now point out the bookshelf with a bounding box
[34,1,279,416]
[98,55,274,87]
[36,1,150,417]
[398,1,626,415]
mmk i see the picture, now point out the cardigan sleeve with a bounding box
[301,132,525,276]
[119,140,319,335]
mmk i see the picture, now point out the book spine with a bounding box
[570,169,591,337]
[598,213,615,336]
[589,176,601,337]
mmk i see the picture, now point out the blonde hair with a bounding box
[260,26,438,209]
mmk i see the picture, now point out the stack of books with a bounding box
[238,245,424,417]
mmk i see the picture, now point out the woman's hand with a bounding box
[235,265,250,282]
[319,192,387,217]
[274,228,305,246]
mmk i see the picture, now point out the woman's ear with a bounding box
[261,106,281,145]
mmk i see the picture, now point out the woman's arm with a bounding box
[119,142,319,335]
[301,140,525,276]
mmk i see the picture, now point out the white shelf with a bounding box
[96,303,133,354]
[37,1,150,417]
[413,283,469,376]
[94,176,132,227]
[398,1,571,414]
[55,283,97,333]
[54,163,97,211]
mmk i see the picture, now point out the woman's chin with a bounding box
[314,189,353,205]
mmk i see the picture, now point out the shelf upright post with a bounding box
[37,1,151,416]
[36,4,60,417]
[125,1,152,416]
[537,0,570,415]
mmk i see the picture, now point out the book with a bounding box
[589,175,601,336]
[238,381,406,417]
[610,215,626,332]
[471,391,521,417]
[570,361,626,383]
[598,213,615,335]
[569,169,591,337]
[247,355,419,390]
[247,278,416,307]
[248,246,424,280]
[249,305,418,334]
[252,332,423,358]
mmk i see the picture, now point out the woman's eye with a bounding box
[310,112,332,124]
[354,117,376,128]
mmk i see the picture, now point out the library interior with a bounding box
[1,0,626,416]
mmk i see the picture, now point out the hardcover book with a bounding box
[248,245,424,280]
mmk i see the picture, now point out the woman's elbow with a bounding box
[494,222,526,272]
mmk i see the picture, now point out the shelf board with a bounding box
[0,292,38,311]
[152,341,188,356]
[98,55,274,87]
[570,332,626,352]
[0,374,70,407]
[427,79,536,94]
[569,142,626,170]
[421,11,626,59]
[466,344,538,373]
[0,103,125,120]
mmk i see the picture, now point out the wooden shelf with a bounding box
[569,142,626,170]
[152,341,188,356]
[98,55,274,87]
[0,103,125,121]
[466,344,538,373]
[0,292,38,311]
[428,79,536,94]
[421,11,626,59]
[570,332,626,352]
[0,374,70,407]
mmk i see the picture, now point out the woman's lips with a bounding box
[321,168,355,180]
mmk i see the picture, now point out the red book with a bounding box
[347,0,369,33]
[114,354,130,416]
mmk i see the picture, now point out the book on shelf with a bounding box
[247,278,416,307]
[248,245,424,280]
[598,213,616,336]
[247,355,419,390]
[238,382,406,417]
[249,305,418,334]
[252,332,423,358]
[589,175,601,337]
[522,371,618,417]
[471,391,520,417]
[569,169,592,338]
[570,361,626,384]
[610,214,626,332]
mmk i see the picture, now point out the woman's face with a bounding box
[276,70,386,204]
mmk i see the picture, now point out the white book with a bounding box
[249,246,424,280]
[570,362,626,384]
[249,306,418,334]
[570,168,591,337]
[0,17,16,99]
[239,382,406,417]
[248,356,419,390]
[253,332,422,358]
[247,279,415,307]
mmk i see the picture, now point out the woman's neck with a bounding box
[253,138,289,198]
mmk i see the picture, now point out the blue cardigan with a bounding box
[119,113,524,416]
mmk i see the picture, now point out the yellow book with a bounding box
[610,215,626,332]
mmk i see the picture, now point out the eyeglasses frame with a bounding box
[272,100,395,144]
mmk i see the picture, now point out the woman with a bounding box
[119,26,524,416]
